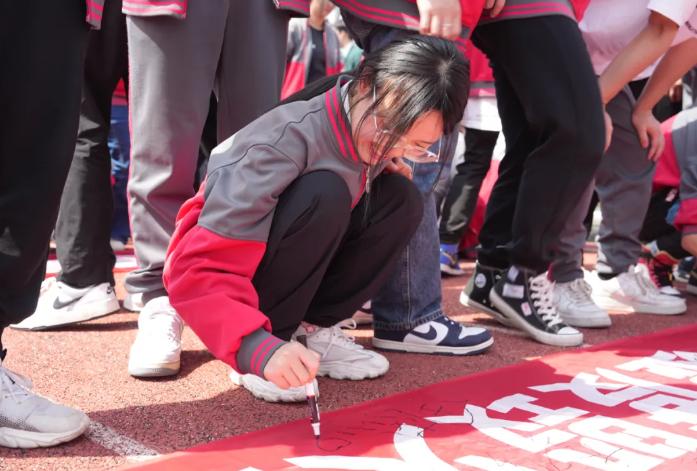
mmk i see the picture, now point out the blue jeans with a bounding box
[108,104,131,243]
[372,160,448,331]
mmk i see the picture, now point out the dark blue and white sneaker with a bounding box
[372,315,493,355]
[460,263,510,326]
[490,266,583,347]
[440,243,465,276]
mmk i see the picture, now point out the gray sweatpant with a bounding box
[550,85,655,282]
[125,1,289,301]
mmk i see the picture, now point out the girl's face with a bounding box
[350,84,444,167]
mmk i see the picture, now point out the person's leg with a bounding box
[439,128,498,275]
[55,0,127,290]
[548,180,611,328]
[124,1,227,303]
[472,16,605,346]
[110,104,131,244]
[217,0,289,140]
[0,0,88,327]
[125,1,228,377]
[440,128,499,245]
[595,87,656,277]
[590,87,685,314]
[0,0,91,449]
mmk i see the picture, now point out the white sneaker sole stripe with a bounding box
[372,337,493,355]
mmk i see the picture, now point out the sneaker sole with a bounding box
[0,415,90,448]
[10,299,120,331]
[228,371,307,403]
[128,360,180,378]
[372,336,493,355]
[440,263,465,276]
[489,290,583,347]
[593,294,686,315]
[317,362,388,380]
[559,314,612,328]
[459,291,512,327]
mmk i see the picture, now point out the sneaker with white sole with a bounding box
[128,296,184,377]
[588,265,686,315]
[229,370,317,403]
[10,278,119,331]
[0,360,90,448]
[293,319,388,380]
[352,301,373,325]
[553,277,611,328]
[440,243,465,276]
[490,266,583,347]
[123,292,144,312]
[373,315,493,355]
[460,263,509,326]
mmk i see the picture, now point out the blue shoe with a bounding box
[372,315,493,355]
[440,243,465,276]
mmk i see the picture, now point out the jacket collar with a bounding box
[324,76,361,164]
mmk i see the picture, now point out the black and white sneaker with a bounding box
[460,263,509,326]
[688,270,697,296]
[490,266,583,347]
[373,315,493,355]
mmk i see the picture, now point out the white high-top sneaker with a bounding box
[294,319,389,380]
[11,278,119,331]
[0,361,89,448]
[553,277,611,328]
[128,296,184,377]
[588,265,686,315]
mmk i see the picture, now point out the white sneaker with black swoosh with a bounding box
[373,315,493,355]
[10,278,120,331]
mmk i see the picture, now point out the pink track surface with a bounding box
[2,247,697,470]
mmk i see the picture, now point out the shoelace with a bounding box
[141,307,183,342]
[320,319,362,360]
[529,274,564,328]
[0,363,33,404]
[565,278,594,304]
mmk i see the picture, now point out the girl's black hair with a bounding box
[280,35,469,219]
[280,35,469,160]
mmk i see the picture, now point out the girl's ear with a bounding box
[356,79,371,96]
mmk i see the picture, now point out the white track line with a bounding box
[86,421,160,462]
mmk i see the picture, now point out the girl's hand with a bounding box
[632,109,665,161]
[384,158,413,180]
[263,342,319,389]
[604,108,613,153]
[484,0,506,17]
[416,0,461,39]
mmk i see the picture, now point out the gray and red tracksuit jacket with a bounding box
[164,78,369,376]
[281,19,343,100]
[86,0,105,28]
[122,0,309,18]
[654,108,697,235]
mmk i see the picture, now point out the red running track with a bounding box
[1,247,696,470]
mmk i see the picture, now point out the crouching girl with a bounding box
[164,36,469,402]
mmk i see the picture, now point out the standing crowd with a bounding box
[1,0,697,450]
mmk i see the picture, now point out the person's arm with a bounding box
[164,142,319,388]
[635,38,697,115]
[633,38,697,158]
[597,12,679,105]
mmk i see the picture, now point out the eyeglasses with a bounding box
[371,87,442,164]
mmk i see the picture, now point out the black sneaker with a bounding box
[489,266,583,347]
[460,263,509,326]
[688,270,697,296]
[676,257,695,283]
[373,315,493,355]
